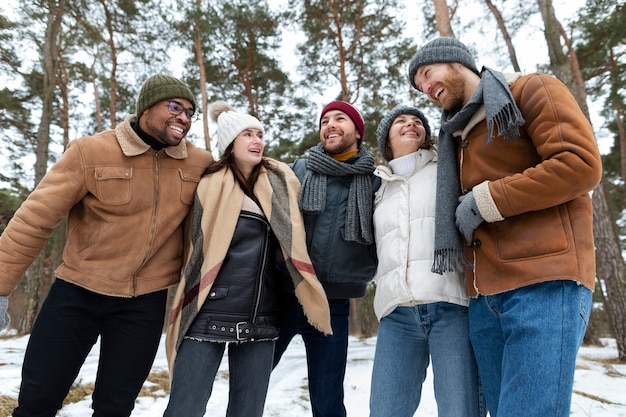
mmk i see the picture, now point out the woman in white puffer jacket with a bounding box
[369,105,484,417]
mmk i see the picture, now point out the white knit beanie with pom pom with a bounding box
[209,101,264,156]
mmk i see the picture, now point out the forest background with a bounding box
[0,0,625,362]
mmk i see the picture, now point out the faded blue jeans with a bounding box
[164,339,275,417]
[369,302,484,417]
[469,280,592,417]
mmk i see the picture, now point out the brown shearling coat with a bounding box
[459,73,602,296]
[0,115,212,297]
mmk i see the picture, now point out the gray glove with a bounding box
[0,296,10,331]
[455,191,484,245]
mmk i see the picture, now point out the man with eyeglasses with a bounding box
[0,74,213,417]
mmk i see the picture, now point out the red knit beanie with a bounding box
[319,101,365,139]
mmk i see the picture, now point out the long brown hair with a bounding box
[203,142,275,204]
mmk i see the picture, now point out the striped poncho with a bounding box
[165,158,332,371]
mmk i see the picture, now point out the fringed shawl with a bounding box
[165,158,332,372]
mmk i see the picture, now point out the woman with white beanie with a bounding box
[164,102,332,417]
[369,105,484,417]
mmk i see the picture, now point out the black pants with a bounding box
[12,278,167,417]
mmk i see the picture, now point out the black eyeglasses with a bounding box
[164,100,197,121]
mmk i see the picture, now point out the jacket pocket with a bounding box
[94,166,132,205]
[494,205,571,261]
[179,169,202,205]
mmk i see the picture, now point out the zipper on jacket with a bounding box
[132,150,161,296]
[253,220,270,325]
[240,211,271,325]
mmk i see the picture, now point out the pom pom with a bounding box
[209,101,233,122]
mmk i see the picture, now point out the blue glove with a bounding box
[455,191,484,245]
[0,296,9,331]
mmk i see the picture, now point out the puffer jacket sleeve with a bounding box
[0,140,88,294]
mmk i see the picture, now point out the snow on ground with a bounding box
[1,332,625,416]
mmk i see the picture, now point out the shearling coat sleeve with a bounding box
[482,73,602,218]
[0,141,87,295]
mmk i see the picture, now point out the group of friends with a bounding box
[0,36,602,417]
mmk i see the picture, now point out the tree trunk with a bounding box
[193,0,210,151]
[536,0,626,359]
[100,0,118,128]
[483,0,521,72]
[17,0,66,334]
[348,284,378,338]
[592,184,626,360]
[433,0,455,37]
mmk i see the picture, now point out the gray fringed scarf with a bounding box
[432,67,525,274]
[299,143,376,245]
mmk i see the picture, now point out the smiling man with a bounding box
[409,37,602,417]
[0,74,212,417]
[273,101,380,417]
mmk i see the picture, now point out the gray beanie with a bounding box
[209,101,264,156]
[136,74,196,116]
[376,105,431,161]
[408,37,480,90]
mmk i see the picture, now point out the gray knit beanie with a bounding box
[136,74,196,116]
[376,105,431,161]
[408,37,480,90]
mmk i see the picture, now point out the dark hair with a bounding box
[203,142,275,203]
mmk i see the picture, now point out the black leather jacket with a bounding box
[185,210,282,342]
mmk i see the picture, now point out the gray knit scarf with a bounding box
[299,143,375,245]
[432,67,525,274]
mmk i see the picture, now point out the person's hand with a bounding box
[0,296,10,331]
[455,191,484,245]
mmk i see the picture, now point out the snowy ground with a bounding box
[1,332,625,416]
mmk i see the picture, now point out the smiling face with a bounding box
[387,114,428,159]
[319,109,360,154]
[232,128,264,178]
[413,63,479,112]
[138,97,194,147]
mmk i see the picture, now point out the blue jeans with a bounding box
[273,296,349,417]
[164,339,275,417]
[13,278,167,417]
[369,303,484,417]
[469,280,591,417]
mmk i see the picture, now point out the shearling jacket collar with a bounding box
[115,114,189,159]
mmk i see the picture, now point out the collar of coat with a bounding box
[115,114,189,159]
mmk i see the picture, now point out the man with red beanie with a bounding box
[273,101,379,417]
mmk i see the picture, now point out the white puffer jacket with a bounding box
[372,149,468,320]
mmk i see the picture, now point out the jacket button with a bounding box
[461,140,469,148]
[473,239,481,248]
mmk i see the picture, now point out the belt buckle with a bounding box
[236,322,249,341]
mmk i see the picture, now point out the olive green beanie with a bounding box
[135,74,196,117]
